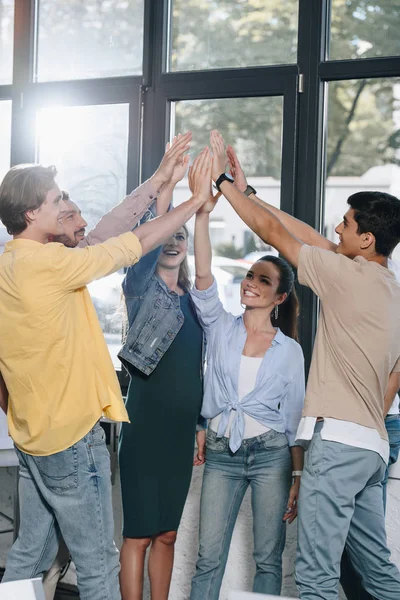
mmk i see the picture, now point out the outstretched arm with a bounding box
[211,132,303,268]
[225,138,337,253]
[188,164,220,291]
[81,132,192,246]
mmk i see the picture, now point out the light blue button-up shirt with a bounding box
[190,279,305,453]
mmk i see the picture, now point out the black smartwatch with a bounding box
[244,184,257,197]
[215,172,234,192]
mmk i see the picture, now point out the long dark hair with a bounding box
[258,255,300,341]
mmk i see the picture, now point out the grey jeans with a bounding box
[296,422,400,600]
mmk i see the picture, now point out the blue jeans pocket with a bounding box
[90,423,107,446]
[260,429,288,450]
[206,429,228,453]
[33,446,78,493]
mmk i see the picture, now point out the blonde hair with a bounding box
[121,225,192,341]
[177,224,192,292]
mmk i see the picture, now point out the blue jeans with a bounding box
[2,423,120,600]
[296,421,400,600]
[340,413,400,600]
[190,428,292,600]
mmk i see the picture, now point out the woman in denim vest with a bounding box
[188,181,305,599]
[118,150,209,600]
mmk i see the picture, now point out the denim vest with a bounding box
[118,245,206,378]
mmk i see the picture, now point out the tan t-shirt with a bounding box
[298,245,400,441]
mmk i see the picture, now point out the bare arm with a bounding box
[188,163,220,291]
[384,371,400,417]
[211,132,303,268]
[0,372,8,414]
[194,214,214,290]
[220,180,303,268]
[226,142,337,252]
[283,445,304,524]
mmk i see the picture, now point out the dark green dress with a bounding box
[119,293,203,538]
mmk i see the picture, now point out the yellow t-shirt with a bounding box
[0,233,142,455]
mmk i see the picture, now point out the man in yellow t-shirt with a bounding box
[0,150,211,599]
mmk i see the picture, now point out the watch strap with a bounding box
[215,173,233,192]
[244,185,257,197]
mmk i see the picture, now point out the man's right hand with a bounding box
[152,132,192,189]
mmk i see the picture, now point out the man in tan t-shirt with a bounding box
[210,130,400,600]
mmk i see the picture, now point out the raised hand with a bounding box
[188,156,221,214]
[227,145,247,193]
[166,135,190,184]
[189,147,213,206]
[210,130,228,182]
[154,131,192,186]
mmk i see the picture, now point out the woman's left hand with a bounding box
[283,479,300,524]
[194,429,206,466]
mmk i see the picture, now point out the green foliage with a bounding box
[11,0,400,178]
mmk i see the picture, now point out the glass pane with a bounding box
[0,0,14,84]
[36,104,130,367]
[330,1,400,60]
[0,99,12,254]
[172,97,282,314]
[324,78,400,262]
[168,0,298,72]
[36,0,144,82]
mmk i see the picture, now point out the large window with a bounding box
[0,100,11,181]
[0,99,11,253]
[168,0,299,72]
[36,0,145,81]
[172,97,283,253]
[330,1,400,61]
[36,103,130,367]
[0,0,14,84]
[324,77,400,261]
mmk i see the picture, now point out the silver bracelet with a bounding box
[292,470,303,477]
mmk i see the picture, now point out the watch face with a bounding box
[225,173,234,183]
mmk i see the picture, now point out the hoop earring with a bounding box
[274,305,278,320]
[240,302,246,310]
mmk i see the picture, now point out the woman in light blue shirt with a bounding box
[189,191,305,599]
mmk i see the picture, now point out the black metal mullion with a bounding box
[141,0,169,183]
[319,56,400,81]
[10,0,36,165]
[295,0,330,369]
[28,78,143,108]
[158,64,299,99]
[280,77,299,218]
[126,89,142,194]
